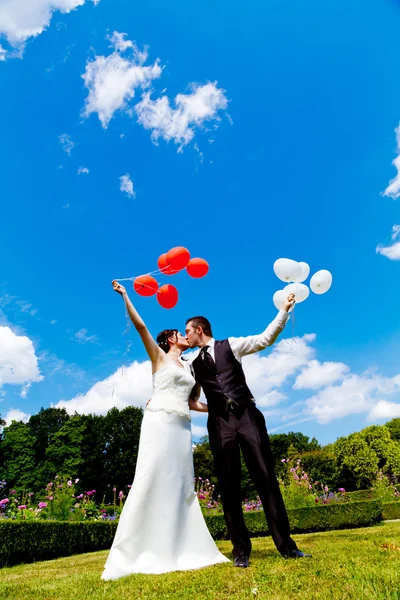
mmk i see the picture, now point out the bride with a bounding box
[101,281,229,579]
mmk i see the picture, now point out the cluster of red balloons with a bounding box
[133,246,209,309]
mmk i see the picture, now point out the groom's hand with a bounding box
[283,293,296,312]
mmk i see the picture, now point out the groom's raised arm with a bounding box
[229,309,290,359]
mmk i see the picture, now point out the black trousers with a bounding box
[207,403,298,558]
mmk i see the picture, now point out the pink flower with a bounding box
[91,490,96,494]
[10,490,17,495]
[18,505,27,510]
[75,479,79,484]
[76,494,84,500]
[281,458,286,463]
[47,483,53,489]
[338,488,345,493]
[48,496,53,501]
[67,480,72,487]
[0,498,9,506]
[118,491,123,498]
[127,485,132,489]
[38,502,47,509]
[28,492,33,497]
[112,487,116,492]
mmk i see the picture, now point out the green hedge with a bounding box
[342,490,375,502]
[0,521,118,567]
[382,502,400,521]
[204,500,383,540]
[0,500,385,566]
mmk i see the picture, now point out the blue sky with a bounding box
[1,0,400,445]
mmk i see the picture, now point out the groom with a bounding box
[185,294,311,567]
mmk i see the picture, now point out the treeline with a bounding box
[193,419,400,498]
[0,407,143,501]
[1,408,400,501]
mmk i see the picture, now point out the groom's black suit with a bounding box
[192,339,298,558]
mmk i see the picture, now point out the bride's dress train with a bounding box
[101,364,230,579]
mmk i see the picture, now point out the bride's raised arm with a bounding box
[112,281,163,367]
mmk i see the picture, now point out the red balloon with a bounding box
[186,258,209,278]
[166,246,191,272]
[133,275,159,297]
[157,253,178,275]
[157,284,178,309]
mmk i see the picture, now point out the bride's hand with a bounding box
[112,280,127,296]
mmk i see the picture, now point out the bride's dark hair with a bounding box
[156,329,178,353]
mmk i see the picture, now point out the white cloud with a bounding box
[294,360,349,390]
[301,373,400,424]
[135,82,228,151]
[119,173,135,198]
[59,133,76,155]
[242,334,316,407]
[20,382,32,398]
[50,319,57,325]
[0,44,6,60]
[77,166,89,175]
[0,0,99,58]
[368,400,400,420]
[191,422,208,438]
[376,224,400,260]
[0,326,43,390]
[54,361,152,415]
[383,124,400,200]
[82,32,162,128]
[3,408,31,425]
[50,330,400,432]
[73,328,99,344]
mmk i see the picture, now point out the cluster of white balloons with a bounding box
[272,258,332,311]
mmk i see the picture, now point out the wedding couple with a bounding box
[101,281,310,580]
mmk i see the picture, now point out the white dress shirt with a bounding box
[194,309,289,363]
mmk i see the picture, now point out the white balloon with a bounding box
[293,262,310,283]
[273,290,294,312]
[273,258,302,283]
[310,270,332,295]
[283,282,310,303]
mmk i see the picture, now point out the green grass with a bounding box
[0,522,399,600]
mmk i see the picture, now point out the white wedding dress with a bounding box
[101,363,230,579]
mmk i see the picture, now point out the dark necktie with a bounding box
[201,345,216,371]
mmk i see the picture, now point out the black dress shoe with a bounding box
[285,549,312,559]
[234,555,249,568]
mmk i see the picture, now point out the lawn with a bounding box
[0,523,399,600]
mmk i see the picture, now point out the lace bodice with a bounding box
[146,363,195,419]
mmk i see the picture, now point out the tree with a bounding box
[334,425,400,490]
[45,415,87,479]
[193,437,216,486]
[28,407,70,489]
[0,421,37,490]
[101,407,143,499]
[385,418,400,443]
[298,447,339,490]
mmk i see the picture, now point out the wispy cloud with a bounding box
[119,173,135,198]
[77,166,89,175]
[376,224,400,261]
[73,328,99,344]
[59,134,76,156]
[383,124,400,200]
